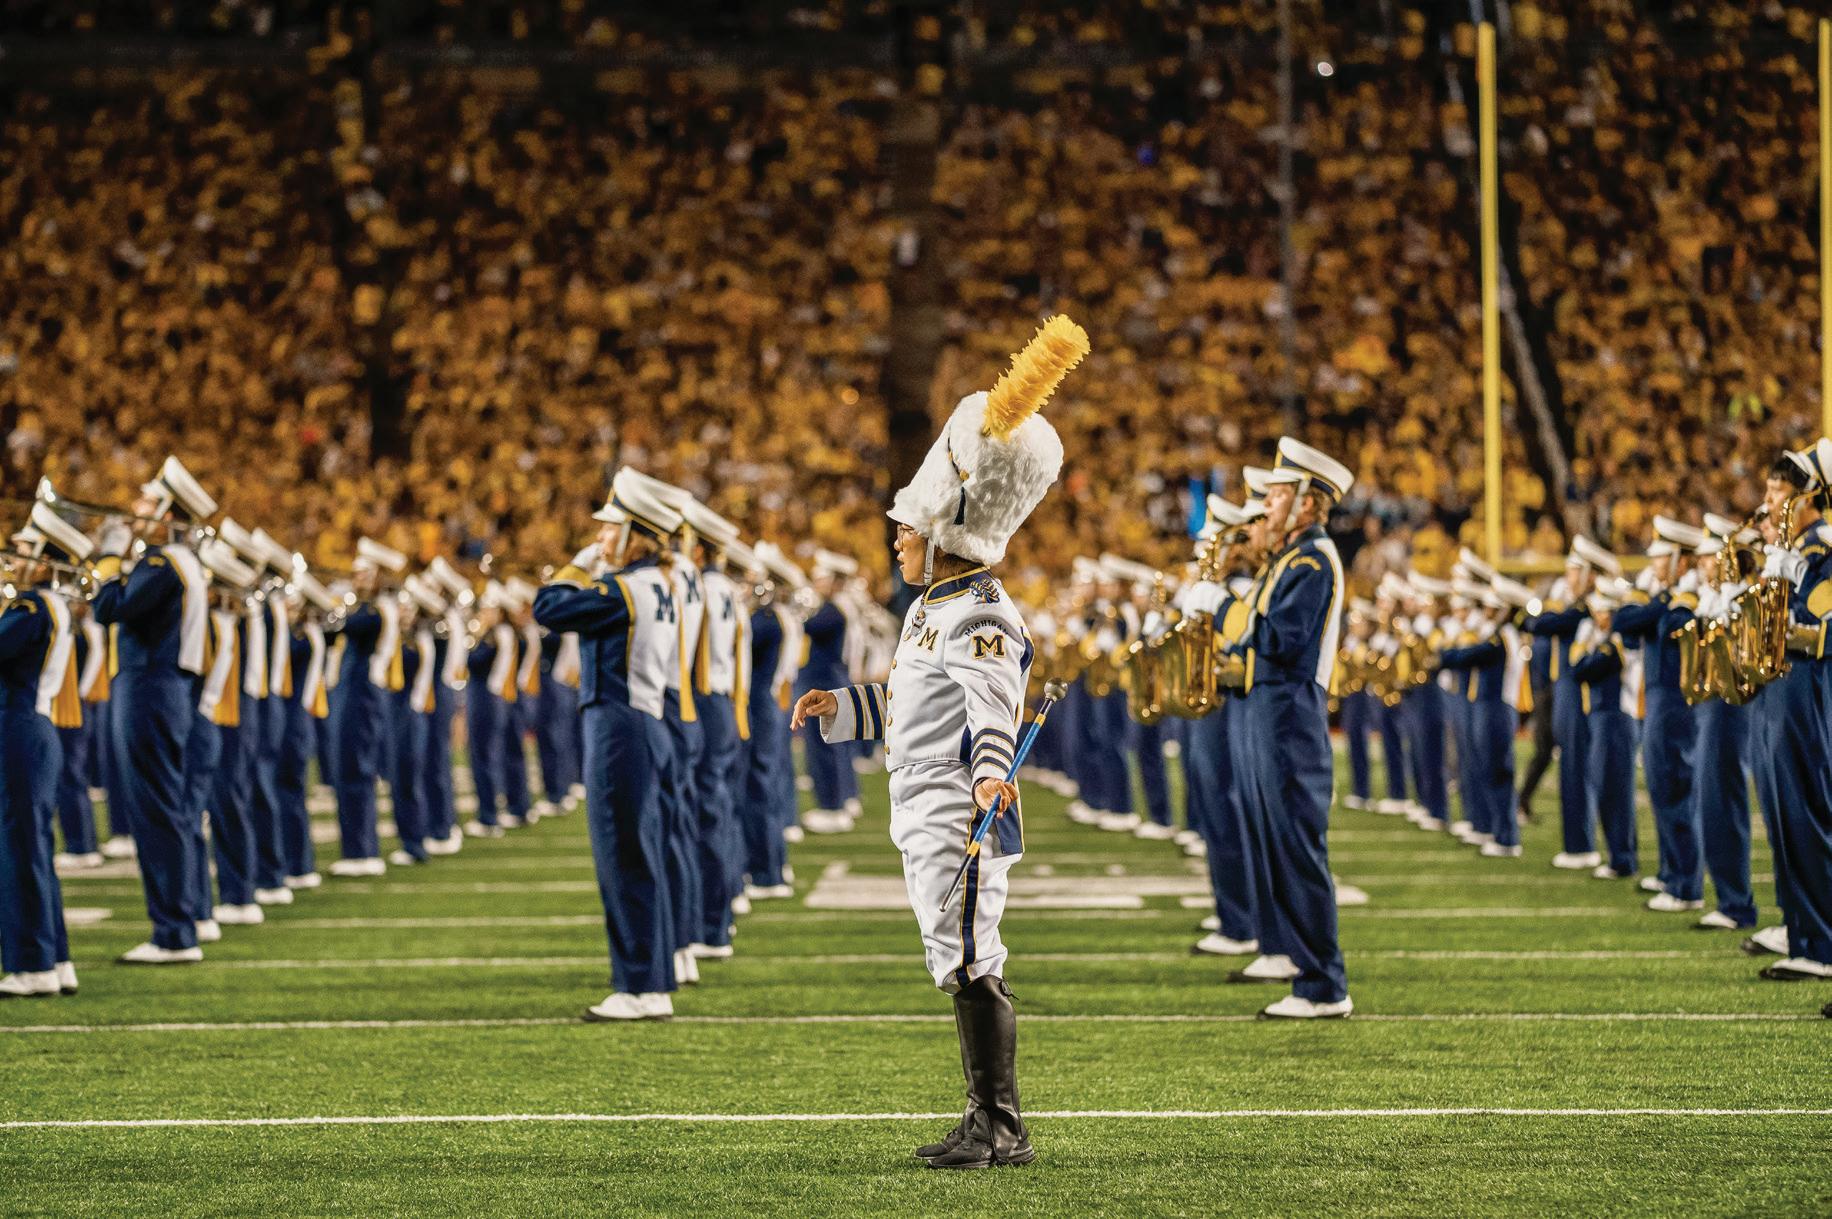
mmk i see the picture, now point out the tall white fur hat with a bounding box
[888,316,1088,567]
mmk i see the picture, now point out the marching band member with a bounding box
[1523,536,1614,872]
[93,457,214,964]
[464,580,518,838]
[1437,577,1531,857]
[1743,441,1832,980]
[1102,554,1172,838]
[503,578,542,825]
[1689,517,1757,932]
[534,470,685,1021]
[214,523,281,911]
[280,562,336,888]
[196,538,264,928]
[1368,574,1413,816]
[745,542,805,892]
[530,612,581,821]
[795,314,1087,1168]
[386,579,440,866]
[1338,599,1378,812]
[1217,437,1355,1019]
[1188,495,1265,958]
[0,504,87,996]
[799,549,862,833]
[1569,582,1639,880]
[1060,557,1102,825]
[1089,560,1139,833]
[424,557,474,854]
[52,602,105,870]
[1398,574,1451,832]
[732,541,787,900]
[1616,517,1707,909]
[678,501,749,958]
[245,528,299,906]
[326,537,408,875]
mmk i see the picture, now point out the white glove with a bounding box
[1574,619,1597,648]
[1695,587,1721,620]
[1762,545,1807,586]
[1676,570,1699,596]
[1635,566,1661,594]
[570,545,601,572]
[96,520,133,558]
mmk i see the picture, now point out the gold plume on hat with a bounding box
[982,314,1090,442]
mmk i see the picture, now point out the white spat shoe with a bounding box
[673,950,699,985]
[729,893,753,916]
[584,992,674,1022]
[100,836,138,860]
[387,850,422,867]
[1480,842,1523,858]
[1743,926,1790,957]
[745,883,794,900]
[1638,876,1666,894]
[1551,851,1602,870]
[463,821,504,839]
[118,942,203,965]
[1228,954,1300,983]
[1645,893,1703,913]
[193,919,222,943]
[0,971,59,997]
[1097,812,1141,833]
[1132,821,1178,841]
[1259,994,1353,1020]
[689,943,734,961]
[284,872,323,890]
[54,852,106,871]
[1761,957,1832,981]
[1694,910,1743,931]
[782,825,805,844]
[56,961,78,994]
[254,887,295,905]
[1198,915,1221,933]
[1192,934,1259,957]
[214,904,265,926]
[1333,882,1370,907]
[330,857,386,877]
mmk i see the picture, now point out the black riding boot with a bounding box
[914,998,973,1160]
[926,975,1034,1169]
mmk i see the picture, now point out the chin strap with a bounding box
[613,522,632,567]
[922,539,935,587]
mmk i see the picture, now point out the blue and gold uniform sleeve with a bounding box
[326,602,382,645]
[1438,639,1504,670]
[534,579,633,637]
[0,593,48,661]
[818,683,887,744]
[1570,638,1623,682]
[91,552,181,628]
[1252,555,1330,665]
[1612,596,1667,642]
[1522,604,1587,638]
[942,613,1026,789]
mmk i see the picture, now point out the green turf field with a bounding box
[5,751,1830,1218]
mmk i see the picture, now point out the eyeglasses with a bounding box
[895,523,918,542]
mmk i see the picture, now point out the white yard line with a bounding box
[4,1105,1827,1131]
[1,1011,1820,1037]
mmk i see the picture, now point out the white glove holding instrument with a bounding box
[97,519,134,559]
[1761,545,1807,587]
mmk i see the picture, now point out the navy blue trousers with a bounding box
[465,687,506,827]
[1376,697,1408,801]
[1231,689,1289,959]
[1643,689,1700,899]
[1693,699,1755,926]
[246,696,287,890]
[797,679,857,812]
[1247,681,1346,1003]
[1587,707,1638,873]
[583,704,674,995]
[1471,701,1520,848]
[277,697,317,878]
[55,720,97,855]
[742,697,789,887]
[421,692,456,844]
[534,680,581,803]
[695,693,743,947]
[0,710,68,973]
[332,679,383,859]
[501,697,531,820]
[210,703,258,907]
[1747,665,1832,966]
[183,713,220,922]
[1551,677,1595,854]
[1339,690,1374,802]
[94,698,127,840]
[1450,691,1481,833]
[1191,698,1255,943]
[662,698,704,952]
[390,693,428,859]
[1403,686,1449,823]
[114,670,202,949]
[1131,718,1171,826]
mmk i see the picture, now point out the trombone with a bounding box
[14,478,213,547]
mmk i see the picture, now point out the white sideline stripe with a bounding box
[5,1106,1828,1131]
[2,1012,1821,1037]
[153,946,1741,971]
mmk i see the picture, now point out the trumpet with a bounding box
[26,478,213,547]
[0,551,100,601]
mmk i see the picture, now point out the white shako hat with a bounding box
[1242,464,1300,500]
[15,501,94,563]
[649,482,740,553]
[199,537,258,590]
[1207,495,1265,530]
[888,315,1088,568]
[1489,575,1536,609]
[753,542,806,588]
[1100,553,1158,593]
[595,468,684,540]
[403,574,447,616]
[1652,516,1706,553]
[811,548,858,579]
[354,537,408,576]
[140,456,217,522]
[723,538,758,575]
[1457,547,1498,583]
[1780,437,1832,493]
[289,555,337,612]
[1274,437,1355,503]
[426,556,473,602]
[1567,534,1622,578]
[217,518,264,567]
[248,527,295,575]
[1071,556,1104,585]
[1408,572,1452,599]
